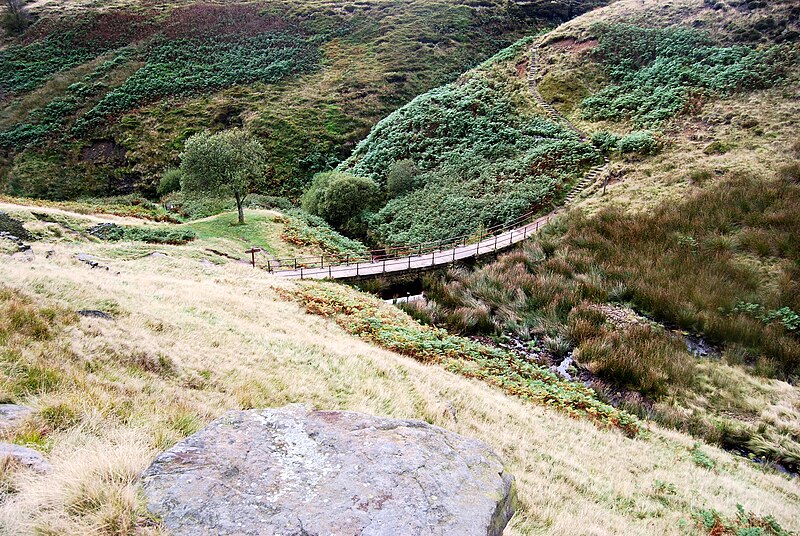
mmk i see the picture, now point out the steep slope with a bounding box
[0,0,609,201]
[403,0,800,476]
[337,37,601,245]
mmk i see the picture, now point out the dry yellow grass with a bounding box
[0,231,798,535]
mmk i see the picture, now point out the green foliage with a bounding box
[286,282,642,437]
[694,504,794,536]
[591,131,620,154]
[280,209,369,257]
[88,223,196,245]
[180,129,268,223]
[690,443,716,470]
[581,24,789,126]
[301,171,379,231]
[339,44,599,244]
[157,169,183,197]
[732,302,800,333]
[73,33,320,134]
[617,131,661,156]
[386,159,420,198]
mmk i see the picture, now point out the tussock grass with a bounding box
[0,232,798,534]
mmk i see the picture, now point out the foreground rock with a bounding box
[0,443,52,473]
[141,405,515,536]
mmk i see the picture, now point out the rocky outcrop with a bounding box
[141,405,515,536]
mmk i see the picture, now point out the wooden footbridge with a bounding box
[267,44,608,281]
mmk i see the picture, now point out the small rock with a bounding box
[148,252,168,258]
[0,443,52,473]
[0,404,33,433]
[78,310,115,321]
[141,405,516,536]
[75,253,109,270]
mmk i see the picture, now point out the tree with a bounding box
[2,0,29,34]
[179,129,267,224]
[302,171,379,230]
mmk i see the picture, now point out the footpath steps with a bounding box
[271,42,608,280]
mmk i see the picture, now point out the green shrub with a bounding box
[617,131,661,156]
[158,169,183,196]
[386,159,420,198]
[301,171,379,230]
[591,131,620,154]
[581,24,789,126]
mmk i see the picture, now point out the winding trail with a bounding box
[273,44,608,280]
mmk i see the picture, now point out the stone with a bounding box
[0,443,52,473]
[0,404,33,433]
[141,405,515,536]
[77,310,115,321]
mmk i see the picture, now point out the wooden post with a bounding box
[300,267,304,280]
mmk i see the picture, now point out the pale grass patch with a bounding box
[0,237,798,535]
[1,428,164,535]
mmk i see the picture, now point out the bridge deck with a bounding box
[276,212,554,280]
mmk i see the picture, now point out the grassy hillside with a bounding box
[1,210,799,534]
[0,0,609,201]
[404,0,800,473]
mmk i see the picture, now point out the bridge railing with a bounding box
[277,214,554,280]
[262,204,556,273]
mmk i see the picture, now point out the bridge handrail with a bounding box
[261,196,570,272]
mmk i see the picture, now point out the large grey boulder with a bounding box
[141,405,515,536]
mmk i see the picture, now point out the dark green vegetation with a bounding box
[285,281,641,437]
[338,38,599,245]
[88,223,196,245]
[0,0,609,202]
[579,23,791,127]
[302,171,379,235]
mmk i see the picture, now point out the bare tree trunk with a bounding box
[235,191,245,224]
[5,0,21,16]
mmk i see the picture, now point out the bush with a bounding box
[581,24,789,126]
[158,169,183,196]
[386,159,420,198]
[591,131,620,154]
[301,171,379,230]
[88,223,196,244]
[617,131,661,156]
